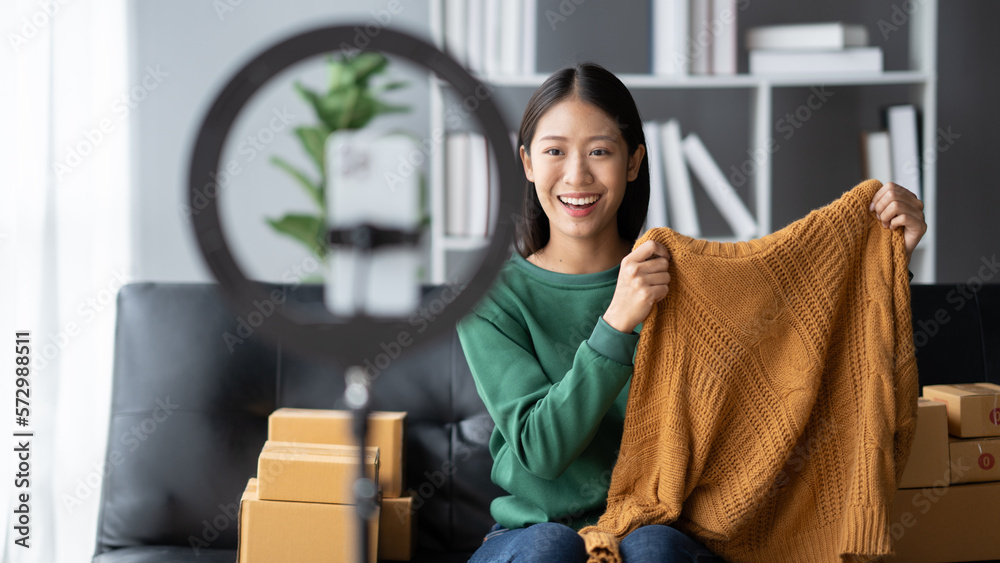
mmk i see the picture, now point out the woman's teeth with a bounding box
[558,195,599,206]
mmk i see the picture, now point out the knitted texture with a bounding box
[579,180,919,562]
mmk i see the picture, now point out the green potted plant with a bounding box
[267,51,411,260]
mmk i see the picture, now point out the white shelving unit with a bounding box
[425,0,937,284]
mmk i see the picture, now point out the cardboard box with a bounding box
[889,481,1000,562]
[949,436,1000,484]
[899,398,951,489]
[238,478,379,563]
[923,382,1000,438]
[379,492,416,561]
[257,441,379,505]
[269,409,406,497]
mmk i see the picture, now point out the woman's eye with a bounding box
[543,148,563,156]
[591,148,609,156]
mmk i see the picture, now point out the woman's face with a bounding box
[521,96,644,249]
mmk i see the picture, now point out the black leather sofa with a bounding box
[93,282,1000,562]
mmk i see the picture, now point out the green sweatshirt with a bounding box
[457,253,639,530]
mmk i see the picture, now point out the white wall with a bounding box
[130,0,432,283]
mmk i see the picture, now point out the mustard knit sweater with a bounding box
[580,180,919,563]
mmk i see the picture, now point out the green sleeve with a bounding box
[458,308,637,480]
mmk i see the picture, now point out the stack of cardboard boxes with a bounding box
[891,382,1000,562]
[237,409,416,562]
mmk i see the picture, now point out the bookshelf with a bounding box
[425,0,937,284]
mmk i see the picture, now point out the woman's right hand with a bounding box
[603,240,671,334]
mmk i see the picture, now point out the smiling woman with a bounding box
[519,96,644,268]
[456,63,721,563]
[514,64,650,271]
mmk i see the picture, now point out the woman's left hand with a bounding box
[870,182,926,264]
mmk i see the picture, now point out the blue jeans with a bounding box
[469,522,724,562]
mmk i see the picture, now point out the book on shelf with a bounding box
[465,0,485,74]
[661,120,701,237]
[467,133,490,237]
[711,0,737,75]
[452,0,536,77]
[445,132,470,237]
[746,22,869,51]
[521,0,537,75]
[682,133,758,240]
[860,131,892,185]
[483,0,500,77]
[443,0,467,66]
[651,0,689,76]
[749,47,883,75]
[643,121,670,229]
[886,105,922,200]
[444,132,491,238]
[689,0,712,75]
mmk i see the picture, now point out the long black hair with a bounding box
[514,63,650,258]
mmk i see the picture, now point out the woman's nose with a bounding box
[563,154,593,186]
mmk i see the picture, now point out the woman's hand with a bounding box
[870,182,926,265]
[603,240,671,334]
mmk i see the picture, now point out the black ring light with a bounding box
[188,26,517,367]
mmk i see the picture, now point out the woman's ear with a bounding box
[520,145,534,182]
[627,144,646,182]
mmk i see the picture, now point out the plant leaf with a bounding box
[294,126,329,177]
[349,52,389,84]
[378,80,409,92]
[266,213,326,258]
[270,156,323,210]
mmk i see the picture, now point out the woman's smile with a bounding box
[556,193,602,217]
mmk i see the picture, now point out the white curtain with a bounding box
[2,1,130,562]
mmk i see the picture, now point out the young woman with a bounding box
[457,63,926,563]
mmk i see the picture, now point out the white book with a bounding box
[861,131,892,184]
[651,0,689,76]
[643,121,669,229]
[661,120,700,237]
[711,0,737,75]
[749,47,883,75]
[444,0,468,66]
[467,133,490,237]
[499,0,522,76]
[446,133,470,236]
[887,105,922,200]
[483,0,501,77]
[746,22,869,51]
[682,133,758,240]
[521,0,537,75]
[467,0,485,74]
[689,0,712,75]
